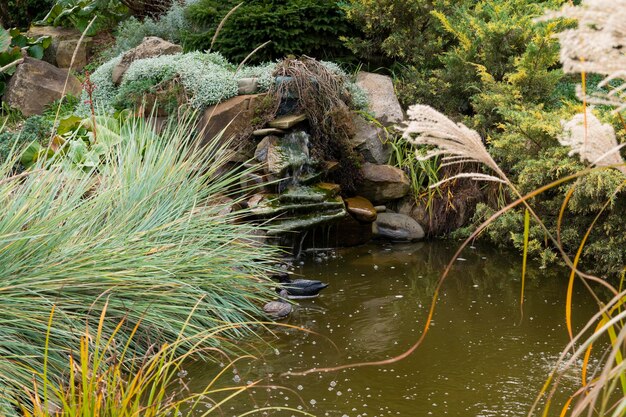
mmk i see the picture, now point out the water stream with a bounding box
[185,241,599,416]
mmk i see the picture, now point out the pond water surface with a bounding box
[186,241,599,417]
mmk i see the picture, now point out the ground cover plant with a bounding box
[0,113,280,416]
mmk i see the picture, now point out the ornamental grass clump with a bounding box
[0,114,279,417]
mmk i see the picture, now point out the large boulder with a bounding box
[4,58,82,116]
[356,72,404,126]
[350,112,391,164]
[372,212,425,242]
[356,163,410,204]
[112,37,182,85]
[27,26,92,70]
[199,94,265,146]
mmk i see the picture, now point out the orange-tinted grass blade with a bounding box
[581,333,595,387]
[559,395,574,417]
[567,181,626,341]
[542,397,553,417]
[557,186,577,247]
[520,208,530,322]
[582,70,587,144]
[42,305,55,415]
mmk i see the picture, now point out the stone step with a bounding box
[266,209,347,236]
[268,114,307,129]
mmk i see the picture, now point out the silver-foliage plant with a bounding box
[84,50,368,114]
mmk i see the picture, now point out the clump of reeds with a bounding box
[17,304,311,417]
[0,113,279,416]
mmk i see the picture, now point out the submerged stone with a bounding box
[345,196,377,223]
[329,215,373,247]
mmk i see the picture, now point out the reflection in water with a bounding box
[184,241,598,416]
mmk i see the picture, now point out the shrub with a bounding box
[341,0,471,71]
[352,0,625,277]
[0,0,53,29]
[184,0,356,64]
[0,115,51,166]
[37,0,129,35]
[106,1,193,58]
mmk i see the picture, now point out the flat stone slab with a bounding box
[316,182,341,197]
[268,114,307,129]
[253,128,285,136]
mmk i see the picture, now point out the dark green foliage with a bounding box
[0,115,51,166]
[341,0,470,71]
[185,0,356,63]
[37,0,130,35]
[0,0,53,30]
[0,28,52,96]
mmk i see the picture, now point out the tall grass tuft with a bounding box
[19,304,312,417]
[0,113,279,416]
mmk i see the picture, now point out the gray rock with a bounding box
[372,212,425,241]
[26,26,91,70]
[254,135,289,176]
[351,112,391,164]
[112,37,182,85]
[56,38,91,70]
[356,163,410,204]
[4,58,82,116]
[237,77,258,94]
[374,205,387,213]
[356,72,404,126]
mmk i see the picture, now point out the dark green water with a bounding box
[185,241,598,416]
